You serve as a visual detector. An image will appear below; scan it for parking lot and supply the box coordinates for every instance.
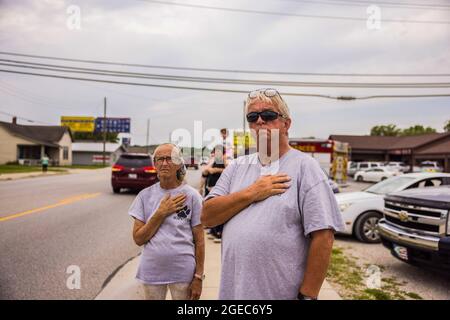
[334,178,450,300]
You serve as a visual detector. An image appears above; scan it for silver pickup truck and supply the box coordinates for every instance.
[378,186,450,272]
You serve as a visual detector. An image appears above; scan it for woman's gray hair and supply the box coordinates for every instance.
[153,143,186,181]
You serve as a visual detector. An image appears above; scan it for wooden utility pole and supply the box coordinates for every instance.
[103,97,107,166]
[146,118,150,154]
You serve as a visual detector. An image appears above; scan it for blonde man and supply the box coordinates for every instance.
[202,88,344,300]
[129,143,205,300]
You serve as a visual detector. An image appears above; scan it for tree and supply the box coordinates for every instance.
[73,131,119,143]
[370,124,401,136]
[400,125,436,136]
[444,120,450,132]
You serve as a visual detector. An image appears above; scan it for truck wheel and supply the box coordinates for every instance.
[354,211,382,243]
[113,187,121,194]
[356,175,363,182]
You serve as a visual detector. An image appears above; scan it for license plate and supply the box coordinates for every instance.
[128,174,137,179]
[393,244,408,261]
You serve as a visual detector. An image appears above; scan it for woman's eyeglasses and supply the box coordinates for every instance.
[246,110,284,123]
[154,156,174,164]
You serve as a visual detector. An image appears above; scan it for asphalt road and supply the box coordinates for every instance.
[0,167,202,299]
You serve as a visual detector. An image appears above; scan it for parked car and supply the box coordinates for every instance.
[385,161,408,173]
[111,153,158,193]
[378,186,450,272]
[184,156,199,170]
[348,162,384,177]
[200,156,210,166]
[322,168,339,193]
[335,173,450,243]
[420,161,443,173]
[354,167,401,182]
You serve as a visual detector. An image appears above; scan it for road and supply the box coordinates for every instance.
[0,167,202,299]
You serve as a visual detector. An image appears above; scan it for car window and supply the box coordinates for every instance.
[364,176,416,194]
[410,178,443,188]
[425,178,442,187]
[360,163,368,168]
[374,168,383,172]
[116,155,152,168]
[350,163,357,168]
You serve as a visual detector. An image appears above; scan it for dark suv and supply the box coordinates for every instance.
[378,186,450,272]
[111,153,158,193]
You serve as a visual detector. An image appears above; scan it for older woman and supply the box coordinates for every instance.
[128,143,205,300]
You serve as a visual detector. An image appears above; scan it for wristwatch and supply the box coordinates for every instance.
[297,292,317,300]
[194,273,205,281]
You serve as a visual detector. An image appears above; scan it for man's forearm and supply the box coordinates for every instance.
[201,188,255,227]
[299,230,334,298]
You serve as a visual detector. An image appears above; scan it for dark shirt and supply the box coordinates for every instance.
[206,161,225,188]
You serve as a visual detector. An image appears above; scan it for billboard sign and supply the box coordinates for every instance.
[61,116,95,133]
[95,117,131,133]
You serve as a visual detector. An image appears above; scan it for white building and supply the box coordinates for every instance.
[72,142,126,165]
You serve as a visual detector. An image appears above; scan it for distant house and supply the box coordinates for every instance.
[72,142,127,165]
[0,118,73,166]
[125,145,158,155]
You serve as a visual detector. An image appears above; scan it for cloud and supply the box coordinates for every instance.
[0,0,449,145]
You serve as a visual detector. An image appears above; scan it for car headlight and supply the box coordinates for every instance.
[447,212,450,236]
[339,203,353,212]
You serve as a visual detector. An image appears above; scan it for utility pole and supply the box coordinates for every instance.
[243,100,246,155]
[243,100,246,136]
[103,97,107,167]
[146,118,150,154]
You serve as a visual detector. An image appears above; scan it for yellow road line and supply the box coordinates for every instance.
[0,193,102,223]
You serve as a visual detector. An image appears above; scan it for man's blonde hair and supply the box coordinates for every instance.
[244,90,291,120]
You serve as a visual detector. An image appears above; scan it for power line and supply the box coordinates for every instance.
[0,81,89,111]
[281,0,450,10]
[0,109,53,125]
[2,60,450,88]
[1,68,449,100]
[320,0,450,9]
[1,51,449,77]
[136,0,450,24]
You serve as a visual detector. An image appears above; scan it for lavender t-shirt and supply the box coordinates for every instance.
[205,148,345,300]
[128,182,202,285]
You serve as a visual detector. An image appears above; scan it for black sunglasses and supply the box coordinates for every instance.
[246,110,284,123]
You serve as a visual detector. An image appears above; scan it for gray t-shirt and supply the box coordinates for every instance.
[128,182,202,285]
[205,148,345,300]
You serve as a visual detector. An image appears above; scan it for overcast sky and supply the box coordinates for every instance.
[0,0,449,146]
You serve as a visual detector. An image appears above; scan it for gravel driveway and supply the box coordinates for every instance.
[334,179,450,300]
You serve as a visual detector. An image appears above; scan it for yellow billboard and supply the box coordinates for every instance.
[61,116,95,133]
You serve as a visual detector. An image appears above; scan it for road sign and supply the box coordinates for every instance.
[95,117,130,133]
[61,116,95,132]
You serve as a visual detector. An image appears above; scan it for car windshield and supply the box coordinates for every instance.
[364,176,416,195]
[116,155,152,168]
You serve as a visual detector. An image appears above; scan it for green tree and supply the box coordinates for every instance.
[444,120,450,132]
[400,125,436,136]
[370,124,401,136]
[73,131,119,143]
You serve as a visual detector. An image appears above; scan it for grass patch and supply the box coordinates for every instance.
[0,165,66,174]
[0,164,109,174]
[327,245,423,300]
